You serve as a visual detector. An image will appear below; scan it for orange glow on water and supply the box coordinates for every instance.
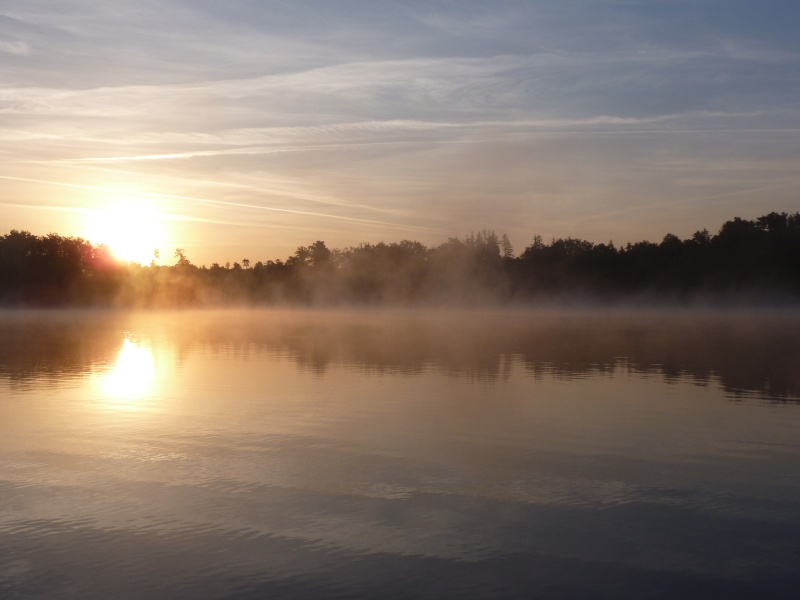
[99,337,156,406]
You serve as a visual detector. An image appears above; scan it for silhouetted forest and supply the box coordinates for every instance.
[2,212,799,307]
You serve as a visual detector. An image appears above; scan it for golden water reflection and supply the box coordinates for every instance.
[99,336,156,407]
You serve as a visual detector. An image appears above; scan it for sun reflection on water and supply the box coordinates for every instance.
[100,336,156,407]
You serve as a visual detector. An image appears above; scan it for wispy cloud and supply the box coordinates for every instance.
[0,38,28,55]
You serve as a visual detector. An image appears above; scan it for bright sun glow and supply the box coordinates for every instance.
[86,201,164,264]
[100,337,156,406]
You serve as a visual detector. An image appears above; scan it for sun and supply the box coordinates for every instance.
[86,201,164,264]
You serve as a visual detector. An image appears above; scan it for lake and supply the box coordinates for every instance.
[1,309,799,599]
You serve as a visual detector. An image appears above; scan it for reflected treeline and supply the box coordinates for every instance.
[2,212,800,307]
[1,310,798,401]
[0,311,125,388]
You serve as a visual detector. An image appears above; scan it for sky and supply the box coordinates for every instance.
[1,0,799,265]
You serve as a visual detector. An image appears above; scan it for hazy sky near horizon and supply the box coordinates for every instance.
[1,0,799,264]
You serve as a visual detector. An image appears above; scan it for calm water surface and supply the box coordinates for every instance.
[1,309,799,599]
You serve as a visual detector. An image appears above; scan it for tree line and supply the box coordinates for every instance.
[1,212,799,307]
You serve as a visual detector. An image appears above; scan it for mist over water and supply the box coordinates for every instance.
[4,212,800,309]
[1,309,799,599]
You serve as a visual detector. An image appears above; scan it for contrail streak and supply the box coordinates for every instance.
[0,174,444,234]
[49,141,434,163]
[0,202,90,213]
[0,201,290,229]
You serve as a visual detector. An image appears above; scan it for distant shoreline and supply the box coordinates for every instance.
[2,212,799,308]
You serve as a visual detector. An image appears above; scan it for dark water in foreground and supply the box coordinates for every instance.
[1,309,799,599]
